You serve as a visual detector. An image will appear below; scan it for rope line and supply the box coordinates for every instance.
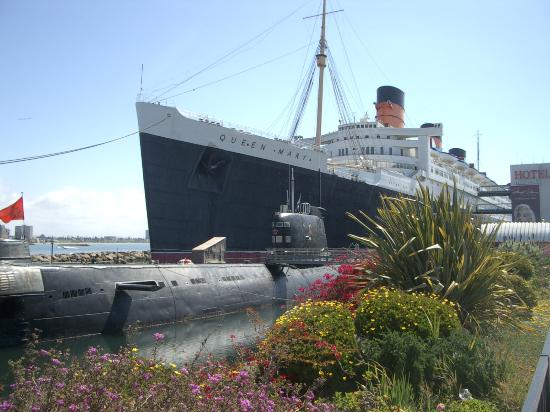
[0,116,168,165]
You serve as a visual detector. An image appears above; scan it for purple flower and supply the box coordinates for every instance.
[100,354,110,362]
[77,384,91,394]
[51,358,62,366]
[59,367,69,375]
[143,372,153,381]
[38,349,50,357]
[68,405,78,412]
[153,332,165,342]
[106,391,119,401]
[87,346,98,356]
[31,406,40,412]
[56,399,65,406]
[240,399,252,411]
[9,384,16,390]
[0,401,13,411]
[208,373,222,384]
[236,370,249,382]
[189,383,200,395]
[179,367,189,375]
[55,382,65,389]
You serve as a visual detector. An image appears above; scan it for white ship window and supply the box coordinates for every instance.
[346,148,349,155]
[284,222,291,228]
[285,236,292,243]
[380,147,384,155]
[401,149,404,156]
[377,135,380,139]
[389,148,393,155]
[276,222,284,228]
[275,236,283,243]
[371,147,374,154]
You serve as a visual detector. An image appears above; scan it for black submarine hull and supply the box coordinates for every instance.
[0,263,334,347]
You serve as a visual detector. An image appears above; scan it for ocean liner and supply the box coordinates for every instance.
[136,1,508,263]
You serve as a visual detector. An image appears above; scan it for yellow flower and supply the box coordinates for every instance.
[170,363,177,368]
[174,370,181,376]
[131,347,139,353]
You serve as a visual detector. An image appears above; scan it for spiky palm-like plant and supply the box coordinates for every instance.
[347,184,516,330]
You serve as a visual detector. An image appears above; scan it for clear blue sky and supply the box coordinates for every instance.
[1,0,549,237]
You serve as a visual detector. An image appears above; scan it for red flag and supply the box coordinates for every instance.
[0,197,24,223]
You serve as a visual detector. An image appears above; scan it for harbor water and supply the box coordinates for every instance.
[29,242,150,255]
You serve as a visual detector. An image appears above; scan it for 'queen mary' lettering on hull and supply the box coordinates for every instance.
[219,134,314,163]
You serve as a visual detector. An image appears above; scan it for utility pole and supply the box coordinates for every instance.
[476,130,482,170]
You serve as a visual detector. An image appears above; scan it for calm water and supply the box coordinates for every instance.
[29,242,150,255]
[0,304,283,391]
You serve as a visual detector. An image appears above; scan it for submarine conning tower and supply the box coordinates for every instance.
[375,86,405,128]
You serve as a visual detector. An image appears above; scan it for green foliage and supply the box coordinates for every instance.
[503,273,537,308]
[355,287,460,340]
[436,330,505,399]
[498,251,535,280]
[447,399,499,412]
[347,184,515,331]
[359,329,504,400]
[498,240,543,261]
[260,300,358,389]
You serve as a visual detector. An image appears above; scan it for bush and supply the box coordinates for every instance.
[355,287,461,340]
[2,334,337,411]
[260,300,358,389]
[447,399,499,412]
[498,251,535,280]
[348,184,516,330]
[503,273,537,308]
[359,329,504,400]
[437,330,505,399]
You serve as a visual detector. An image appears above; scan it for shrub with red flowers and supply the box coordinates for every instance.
[1,333,337,411]
[259,300,358,393]
[297,259,378,305]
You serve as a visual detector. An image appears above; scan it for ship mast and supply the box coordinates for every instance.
[314,0,327,149]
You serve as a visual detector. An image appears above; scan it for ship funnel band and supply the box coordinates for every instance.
[376,86,405,108]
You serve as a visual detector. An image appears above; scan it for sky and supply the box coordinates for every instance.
[1,0,549,237]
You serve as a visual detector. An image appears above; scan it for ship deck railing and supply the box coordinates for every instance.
[264,247,369,265]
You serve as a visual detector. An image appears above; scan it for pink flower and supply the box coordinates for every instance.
[240,399,252,411]
[87,346,98,356]
[436,403,446,411]
[153,332,165,342]
[68,405,78,412]
[0,401,14,411]
[208,373,222,384]
[51,358,62,366]
[189,383,200,395]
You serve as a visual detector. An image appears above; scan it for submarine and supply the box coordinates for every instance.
[0,202,338,347]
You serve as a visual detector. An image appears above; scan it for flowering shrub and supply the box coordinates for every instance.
[260,300,358,389]
[297,260,378,305]
[1,334,337,411]
[355,287,461,340]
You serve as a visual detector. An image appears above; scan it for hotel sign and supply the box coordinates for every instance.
[511,164,550,185]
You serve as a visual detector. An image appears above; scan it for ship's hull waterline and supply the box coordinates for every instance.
[140,131,395,262]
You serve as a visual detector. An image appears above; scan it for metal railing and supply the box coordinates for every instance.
[523,328,550,411]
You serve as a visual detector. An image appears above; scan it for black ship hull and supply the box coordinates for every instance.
[140,132,395,262]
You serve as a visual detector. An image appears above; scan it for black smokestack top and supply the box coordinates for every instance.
[376,86,405,109]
